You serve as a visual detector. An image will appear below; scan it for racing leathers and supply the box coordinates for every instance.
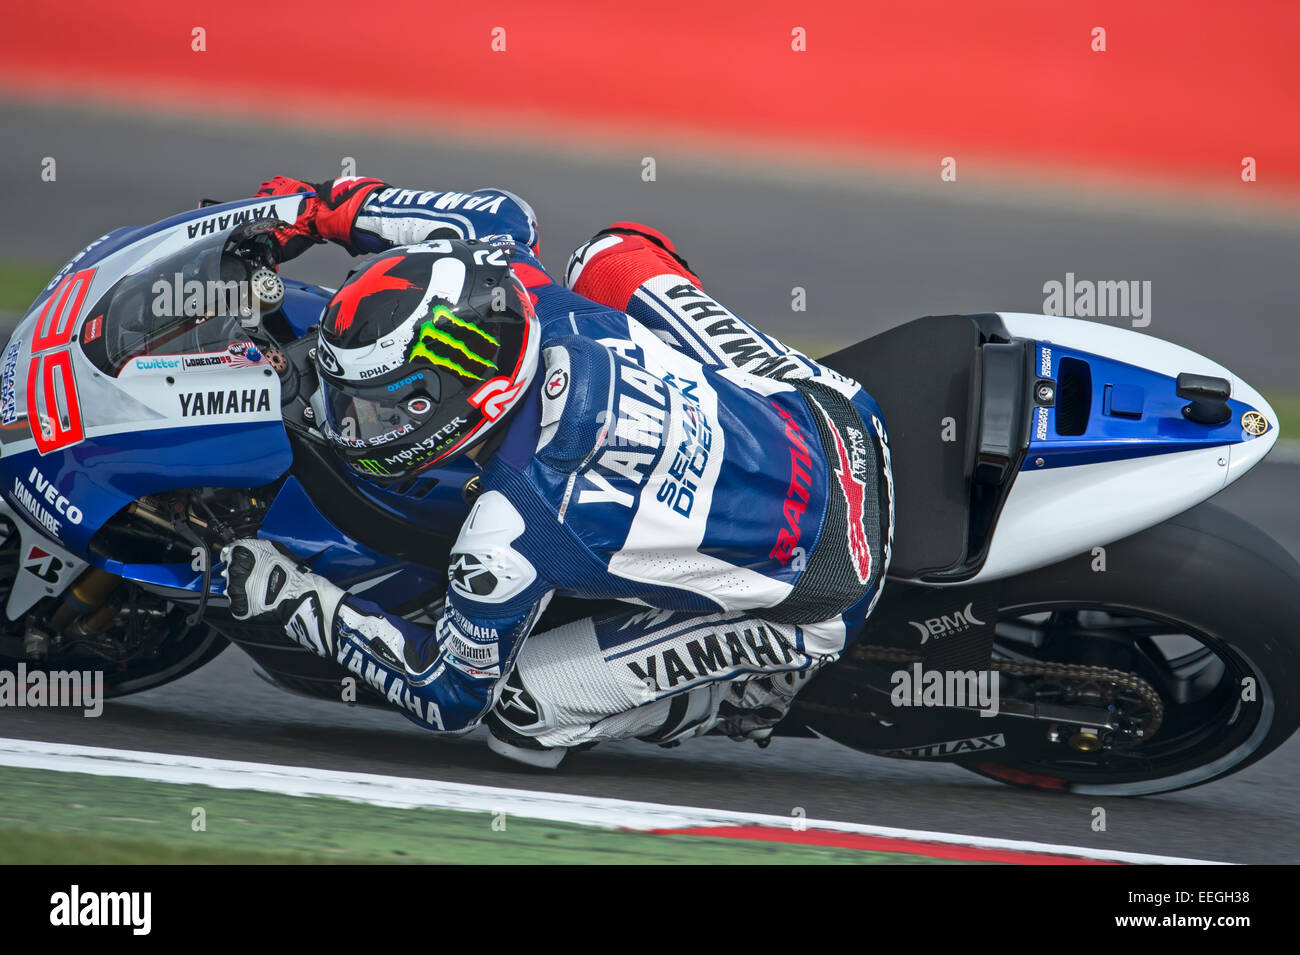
[226,176,894,753]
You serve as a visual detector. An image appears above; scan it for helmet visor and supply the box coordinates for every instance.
[321,375,467,477]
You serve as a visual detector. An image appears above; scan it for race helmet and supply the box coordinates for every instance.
[315,240,539,480]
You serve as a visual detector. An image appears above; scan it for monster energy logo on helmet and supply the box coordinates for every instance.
[357,458,392,476]
[408,303,500,381]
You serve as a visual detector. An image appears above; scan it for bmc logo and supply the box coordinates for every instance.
[28,268,95,454]
[909,602,986,644]
[468,376,523,422]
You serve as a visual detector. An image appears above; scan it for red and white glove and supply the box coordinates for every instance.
[254,175,388,261]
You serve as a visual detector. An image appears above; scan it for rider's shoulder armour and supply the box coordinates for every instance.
[533,335,615,474]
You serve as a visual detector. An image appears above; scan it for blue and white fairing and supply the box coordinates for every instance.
[0,197,463,619]
[966,313,1278,582]
[0,196,1283,623]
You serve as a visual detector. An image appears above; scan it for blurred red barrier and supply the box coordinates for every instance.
[2,0,1297,193]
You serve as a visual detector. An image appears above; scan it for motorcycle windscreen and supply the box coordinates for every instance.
[79,228,269,376]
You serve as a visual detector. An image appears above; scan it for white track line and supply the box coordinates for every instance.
[0,737,1224,864]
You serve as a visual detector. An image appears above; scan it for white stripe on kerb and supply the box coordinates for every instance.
[0,738,1225,864]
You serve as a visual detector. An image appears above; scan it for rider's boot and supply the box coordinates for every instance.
[709,670,817,743]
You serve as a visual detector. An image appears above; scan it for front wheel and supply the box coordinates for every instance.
[0,519,230,700]
[956,503,1300,795]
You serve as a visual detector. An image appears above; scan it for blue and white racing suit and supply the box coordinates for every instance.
[308,182,894,747]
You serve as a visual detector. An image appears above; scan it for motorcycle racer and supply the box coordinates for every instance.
[222,175,894,766]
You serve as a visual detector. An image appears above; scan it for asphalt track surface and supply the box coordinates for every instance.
[1,100,1299,863]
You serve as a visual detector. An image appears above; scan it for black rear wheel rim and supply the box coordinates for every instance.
[977,601,1272,794]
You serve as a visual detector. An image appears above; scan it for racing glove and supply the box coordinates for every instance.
[220,540,345,658]
[253,175,388,261]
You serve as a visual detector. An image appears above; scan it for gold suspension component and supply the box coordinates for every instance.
[48,568,122,632]
[1068,729,1103,752]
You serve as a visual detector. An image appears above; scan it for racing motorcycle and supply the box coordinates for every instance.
[1,195,1295,796]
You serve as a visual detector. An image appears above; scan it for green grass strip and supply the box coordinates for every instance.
[0,765,964,865]
[1262,392,1300,441]
[0,262,56,314]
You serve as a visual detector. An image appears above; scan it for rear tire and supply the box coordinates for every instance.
[957,503,1300,795]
